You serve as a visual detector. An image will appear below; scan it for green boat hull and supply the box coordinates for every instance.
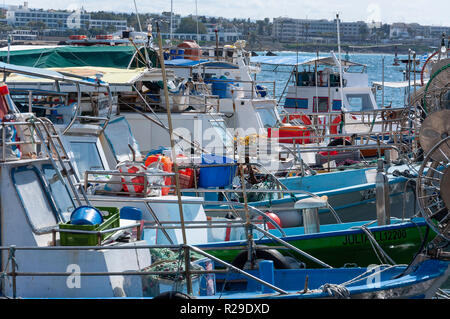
[198,219,433,268]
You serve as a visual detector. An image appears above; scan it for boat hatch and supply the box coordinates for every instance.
[11,165,62,233]
[344,93,375,111]
[69,137,106,178]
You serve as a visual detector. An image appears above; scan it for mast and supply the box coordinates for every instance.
[170,0,173,42]
[195,0,199,42]
[336,13,345,109]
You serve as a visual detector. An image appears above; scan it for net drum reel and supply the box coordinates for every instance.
[416,109,450,242]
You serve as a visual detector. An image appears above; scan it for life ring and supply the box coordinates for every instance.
[330,115,342,135]
[231,248,293,270]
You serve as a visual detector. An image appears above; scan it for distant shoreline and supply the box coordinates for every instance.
[246,42,438,55]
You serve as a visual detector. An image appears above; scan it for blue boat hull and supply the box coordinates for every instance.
[203,259,450,299]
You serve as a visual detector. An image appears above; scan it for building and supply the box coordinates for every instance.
[89,19,127,31]
[5,2,127,31]
[161,29,241,43]
[272,17,368,42]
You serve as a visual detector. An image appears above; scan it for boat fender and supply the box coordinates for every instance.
[231,248,293,269]
[153,291,194,299]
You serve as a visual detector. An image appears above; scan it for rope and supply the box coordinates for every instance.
[435,288,450,299]
[317,263,403,298]
[357,225,397,265]
[0,246,18,287]
[321,283,350,299]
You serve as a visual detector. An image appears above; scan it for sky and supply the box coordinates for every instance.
[3,0,450,26]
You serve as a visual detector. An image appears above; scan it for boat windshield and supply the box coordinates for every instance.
[255,107,279,128]
[209,119,234,150]
[345,93,375,111]
[42,165,75,222]
[70,141,105,177]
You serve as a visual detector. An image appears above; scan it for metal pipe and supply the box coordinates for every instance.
[156,22,192,294]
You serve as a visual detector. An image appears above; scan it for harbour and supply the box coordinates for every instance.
[0,0,449,307]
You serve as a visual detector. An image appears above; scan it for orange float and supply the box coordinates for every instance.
[144,154,173,195]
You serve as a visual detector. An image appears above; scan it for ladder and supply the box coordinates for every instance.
[28,116,90,208]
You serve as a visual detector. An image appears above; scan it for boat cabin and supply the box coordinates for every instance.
[251,54,378,114]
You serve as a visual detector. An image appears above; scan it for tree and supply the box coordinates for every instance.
[358,24,369,41]
[176,17,207,34]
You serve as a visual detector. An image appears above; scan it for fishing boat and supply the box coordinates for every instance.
[0,70,448,300]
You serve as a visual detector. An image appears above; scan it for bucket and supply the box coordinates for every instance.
[198,154,236,188]
[70,206,104,226]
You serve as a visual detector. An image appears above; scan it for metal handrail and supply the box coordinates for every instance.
[0,243,289,297]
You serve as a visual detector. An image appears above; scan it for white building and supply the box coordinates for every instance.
[6,2,127,31]
[272,17,367,41]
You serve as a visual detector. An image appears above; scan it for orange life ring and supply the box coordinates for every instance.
[330,115,342,135]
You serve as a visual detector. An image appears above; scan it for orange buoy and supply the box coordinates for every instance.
[258,212,282,229]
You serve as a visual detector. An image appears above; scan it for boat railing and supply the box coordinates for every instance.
[0,118,72,163]
[281,108,418,133]
[84,169,176,198]
[190,79,277,100]
[140,219,332,269]
[0,242,290,298]
[117,89,223,114]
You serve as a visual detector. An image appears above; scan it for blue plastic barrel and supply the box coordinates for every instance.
[70,206,103,226]
[210,78,234,98]
[176,49,185,59]
[169,49,177,60]
[198,154,236,188]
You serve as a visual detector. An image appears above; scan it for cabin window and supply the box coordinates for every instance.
[313,97,329,113]
[42,165,75,222]
[12,165,58,233]
[345,94,374,111]
[256,108,279,128]
[70,141,104,177]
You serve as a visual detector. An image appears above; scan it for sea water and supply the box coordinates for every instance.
[254,51,422,108]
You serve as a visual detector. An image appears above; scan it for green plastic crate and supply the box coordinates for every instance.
[59,206,120,246]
